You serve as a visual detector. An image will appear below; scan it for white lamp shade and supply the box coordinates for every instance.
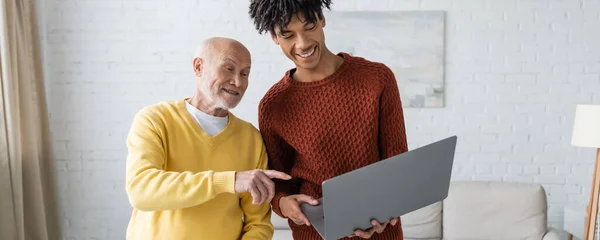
[572,104,600,148]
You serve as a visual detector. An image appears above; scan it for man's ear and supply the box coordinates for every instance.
[193,57,203,77]
[321,16,326,27]
[270,31,280,45]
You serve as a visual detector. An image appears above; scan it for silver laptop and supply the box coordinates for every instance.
[300,136,457,240]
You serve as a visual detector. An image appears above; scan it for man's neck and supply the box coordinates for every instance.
[293,49,344,83]
[188,93,228,117]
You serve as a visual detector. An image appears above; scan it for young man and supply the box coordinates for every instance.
[249,1,408,239]
[124,37,291,240]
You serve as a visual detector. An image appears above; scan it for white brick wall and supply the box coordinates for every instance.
[39,0,600,238]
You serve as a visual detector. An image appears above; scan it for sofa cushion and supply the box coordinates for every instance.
[272,229,293,240]
[401,201,442,239]
[442,181,548,240]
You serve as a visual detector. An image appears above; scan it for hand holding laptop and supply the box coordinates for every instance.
[298,136,457,239]
[347,217,399,238]
[280,194,320,226]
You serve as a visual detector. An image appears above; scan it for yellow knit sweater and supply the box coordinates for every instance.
[125,98,273,240]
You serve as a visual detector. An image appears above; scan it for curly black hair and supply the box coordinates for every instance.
[248,0,332,35]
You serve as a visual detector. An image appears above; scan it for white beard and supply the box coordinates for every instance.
[200,84,230,110]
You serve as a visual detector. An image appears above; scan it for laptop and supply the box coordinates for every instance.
[300,136,457,240]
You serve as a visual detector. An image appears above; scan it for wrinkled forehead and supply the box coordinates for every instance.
[216,48,251,68]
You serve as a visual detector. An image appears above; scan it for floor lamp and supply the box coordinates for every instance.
[572,104,600,240]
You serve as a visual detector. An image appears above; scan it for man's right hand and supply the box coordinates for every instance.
[235,169,291,205]
[280,194,319,226]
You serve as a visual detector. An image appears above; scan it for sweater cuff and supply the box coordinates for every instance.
[212,171,236,194]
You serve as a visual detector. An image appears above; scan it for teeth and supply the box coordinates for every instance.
[224,89,237,95]
[298,47,315,58]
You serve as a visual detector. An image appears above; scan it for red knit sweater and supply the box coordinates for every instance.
[258,52,408,240]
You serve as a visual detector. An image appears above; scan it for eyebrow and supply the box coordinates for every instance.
[224,57,251,69]
[280,22,315,33]
[279,29,291,35]
[304,21,315,27]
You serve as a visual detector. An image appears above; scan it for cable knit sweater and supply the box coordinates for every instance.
[258,52,408,240]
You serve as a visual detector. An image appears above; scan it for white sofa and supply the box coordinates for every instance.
[271,181,561,240]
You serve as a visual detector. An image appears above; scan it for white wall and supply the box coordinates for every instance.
[41,0,600,238]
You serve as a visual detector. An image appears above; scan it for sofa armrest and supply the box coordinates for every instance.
[542,227,561,240]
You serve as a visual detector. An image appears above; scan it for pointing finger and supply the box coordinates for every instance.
[263,170,292,180]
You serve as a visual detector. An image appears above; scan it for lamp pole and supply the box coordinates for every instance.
[585,148,600,240]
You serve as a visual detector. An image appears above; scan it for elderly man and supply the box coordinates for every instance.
[124,37,290,240]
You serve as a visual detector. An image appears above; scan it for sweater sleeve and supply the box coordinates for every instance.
[239,143,275,240]
[378,66,409,160]
[258,100,297,218]
[125,109,235,211]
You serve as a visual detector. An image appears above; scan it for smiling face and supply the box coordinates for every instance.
[193,42,251,110]
[271,11,326,71]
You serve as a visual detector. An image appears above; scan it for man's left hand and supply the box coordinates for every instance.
[346,217,399,239]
